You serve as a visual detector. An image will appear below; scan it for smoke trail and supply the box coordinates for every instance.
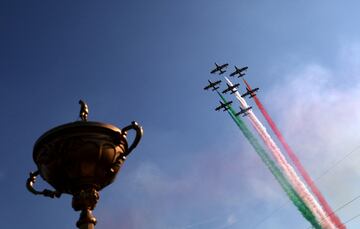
[242,79,345,229]
[216,91,322,229]
[224,78,336,229]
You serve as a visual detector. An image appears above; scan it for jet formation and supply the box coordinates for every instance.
[205,63,258,115]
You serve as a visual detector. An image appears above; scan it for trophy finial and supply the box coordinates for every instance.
[79,100,89,121]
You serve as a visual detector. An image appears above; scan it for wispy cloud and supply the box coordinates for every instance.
[262,42,360,214]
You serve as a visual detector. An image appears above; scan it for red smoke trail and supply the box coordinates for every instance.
[242,79,345,229]
[225,77,334,228]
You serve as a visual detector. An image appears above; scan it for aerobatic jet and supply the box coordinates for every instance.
[215,101,233,111]
[222,83,240,94]
[204,80,221,91]
[229,66,248,77]
[210,63,229,75]
[235,106,252,117]
[241,87,259,98]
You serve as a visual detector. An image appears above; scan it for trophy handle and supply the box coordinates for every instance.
[109,121,143,174]
[121,121,143,157]
[26,170,61,198]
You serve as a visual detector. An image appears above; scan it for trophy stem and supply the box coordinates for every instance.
[77,209,97,229]
[72,188,99,228]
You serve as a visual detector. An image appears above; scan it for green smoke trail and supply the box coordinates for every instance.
[217,92,321,229]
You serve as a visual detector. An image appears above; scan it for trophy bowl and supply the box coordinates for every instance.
[34,121,128,194]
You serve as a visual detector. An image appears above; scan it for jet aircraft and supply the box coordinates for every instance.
[215,101,233,111]
[210,63,229,75]
[222,83,240,94]
[204,80,221,91]
[229,66,248,77]
[235,106,252,117]
[241,87,259,98]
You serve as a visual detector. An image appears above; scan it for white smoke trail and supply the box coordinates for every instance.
[224,77,337,229]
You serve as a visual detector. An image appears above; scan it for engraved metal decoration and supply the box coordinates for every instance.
[26,101,143,229]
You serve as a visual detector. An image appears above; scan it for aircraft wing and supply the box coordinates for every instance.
[215,101,224,111]
[204,85,211,90]
[240,66,248,72]
[229,71,236,77]
[229,84,240,93]
[241,91,250,98]
[230,88,238,94]
[214,80,221,85]
[222,88,230,94]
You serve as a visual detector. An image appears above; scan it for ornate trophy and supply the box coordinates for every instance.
[26,100,143,229]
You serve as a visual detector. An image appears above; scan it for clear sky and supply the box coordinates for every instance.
[2,1,360,228]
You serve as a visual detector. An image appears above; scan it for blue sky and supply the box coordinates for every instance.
[2,1,360,228]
